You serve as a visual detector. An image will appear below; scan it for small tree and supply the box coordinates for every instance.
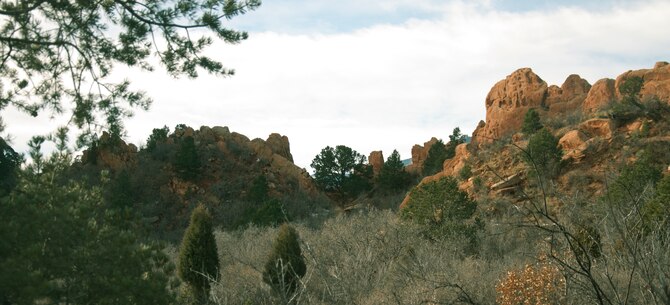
[446,127,467,159]
[378,149,412,192]
[175,136,201,180]
[522,108,543,135]
[423,139,447,176]
[263,224,307,301]
[178,204,220,304]
[146,126,170,152]
[523,128,562,179]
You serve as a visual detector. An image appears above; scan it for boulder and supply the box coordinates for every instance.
[368,151,384,177]
[579,118,613,139]
[490,173,523,191]
[266,133,294,162]
[559,130,589,161]
[473,68,548,144]
[583,78,616,113]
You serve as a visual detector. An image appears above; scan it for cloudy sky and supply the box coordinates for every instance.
[6,0,670,170]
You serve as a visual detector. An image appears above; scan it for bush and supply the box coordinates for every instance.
[458,163,472,181]
[178,204,220,303]
[422,139,447,176]
[400,176,481,251]
[263,224,306,300]
[175,136,201,180]
[496,259,565,305]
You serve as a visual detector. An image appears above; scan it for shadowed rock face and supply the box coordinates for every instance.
[615,61,670,102]
[583,78,616,113]
[406,137,439,174]
[266,133,294,163]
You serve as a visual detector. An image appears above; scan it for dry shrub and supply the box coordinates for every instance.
[496,258,566,305]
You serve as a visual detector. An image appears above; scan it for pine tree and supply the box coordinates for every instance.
[522,108,543,135]
[378,150,411,192]
[523,128,563,179]
[175,136,201,180]
[263,224,307,300]
[423,140,447,176]
[178,204,220,304]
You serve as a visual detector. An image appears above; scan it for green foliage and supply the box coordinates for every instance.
[446,127,467,159]
[0,0,260,144]
[147,125,170,152]
[400,177,481,251]
[423,139,447,176]
[619,76,644,96]
[175,136,201,180]
[249,175,270,203]
[522,128,563,179]
[263,224,307,298]
[0,137,21,195]
[311,145,372,201]
[378,149,412,192]
[178,204,220,303]
[0,150,175,304]
[459,163,473,181]
[606,153,662,205]
[522,108,543,135]
[641,174,670,233]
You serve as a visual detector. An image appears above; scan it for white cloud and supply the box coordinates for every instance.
[5,0,670,170]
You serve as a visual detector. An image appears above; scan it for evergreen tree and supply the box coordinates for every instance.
[0,147,175,304]
[0,0,260,143]
[523,128,563,179]
[378,150,411,192]
[423,140,447,176]
[445,127,467,160]
[311,145,372,201]
[175,136,201,180]
[146,126,170,152]
[263,224,307,300]
[522,108,543,135]
[178,204,220,304]
[0,137,21,196]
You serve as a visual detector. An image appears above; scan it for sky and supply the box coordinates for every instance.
[5,0,670,170]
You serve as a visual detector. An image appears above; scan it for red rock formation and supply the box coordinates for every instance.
[546,74,591,114]
[406,137,439,174]
[266,133,294,163]
[473,68,548,144]
[583,78,616,113]
[615,61,670,102]
[559,130,589,162]
[368,151,384,177]
[81,131,137,171]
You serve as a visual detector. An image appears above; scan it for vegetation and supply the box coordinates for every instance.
[175,136,202,180]
[0,0,260,143]
[0,140,175,304]
[311,145,372,202]
[263,224,307,302]
[178,204,220,304]
[522,128,563,179]
[423,128,467,177]
[400,176,481,251]
[422,139,447,176]
[377,149,412,192]
[522,108,543,135]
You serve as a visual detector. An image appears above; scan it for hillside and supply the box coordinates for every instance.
[399,61,670,210]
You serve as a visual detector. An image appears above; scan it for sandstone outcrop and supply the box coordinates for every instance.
[406,137,439,174]
[368,151,384,177]
[583,78,616,113]
[559,130,589,162]
[81,131,137,171]
[441,143,471,177]
[546,74,591,114]
[473,68,548,144]
[615,61,670,102]
[266,133,294,163]
[579,118,613,139]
